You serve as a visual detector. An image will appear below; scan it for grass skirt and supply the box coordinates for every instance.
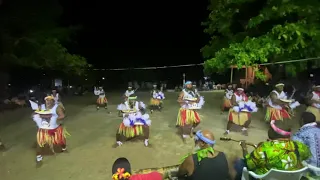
[118,123,144,138]
[265,106,290,122]
[37,126,70,149]
[97,97,107,105]
[228,109,250,126]
[150,98,161,106]
[176,108,200,126]
[222,97,232,109]
[306,106,320,122]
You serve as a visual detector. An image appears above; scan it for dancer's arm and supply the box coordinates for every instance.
[56,107,65,120]
[231,95,237,106]
[270,92,287,105]
[307,92,320,104]
[177,92,184,103]
[177,155,193,177]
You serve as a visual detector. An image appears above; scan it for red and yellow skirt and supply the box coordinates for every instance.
[97,97,108,105]
[37,126,70,148]
[176,108,201,126]
[118,123,144,138]
[222,97,232,110]
[306,106,320,122]
[150,98,161,106]
[228,109,250,126]
[265,106,290,122]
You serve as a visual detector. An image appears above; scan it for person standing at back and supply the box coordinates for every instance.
[178,129,231,179]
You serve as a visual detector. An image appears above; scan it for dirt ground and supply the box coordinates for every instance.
[0,91,305,180]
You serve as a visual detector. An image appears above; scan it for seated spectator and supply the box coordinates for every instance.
[178,129,230,180]
[112,157,163,180]
[234,120,311,180]
[292,112,320,176]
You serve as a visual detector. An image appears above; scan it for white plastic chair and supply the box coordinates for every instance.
[241,166,309,180]
[302,161,320,179]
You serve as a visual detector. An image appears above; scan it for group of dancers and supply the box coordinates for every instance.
[221,82,308,136]
[2,81,320,170]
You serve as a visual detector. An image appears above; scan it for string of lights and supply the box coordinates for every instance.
[90,57,320,71]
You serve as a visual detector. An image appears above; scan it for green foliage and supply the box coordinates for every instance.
[0,0,88,74]
[202,0,320,79]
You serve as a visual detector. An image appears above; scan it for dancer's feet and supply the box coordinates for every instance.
[241,128,248,136]
[96,106,99,110]
[61,147,69,153]
[36,155,43,168]
[117,141,123,146]
[144,139,149,147]
[223,130,230,135]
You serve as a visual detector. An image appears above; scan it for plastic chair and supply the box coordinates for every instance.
[241,166,309,180]
[302,161,320,179]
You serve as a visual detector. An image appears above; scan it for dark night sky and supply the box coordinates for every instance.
[60,0,209,68]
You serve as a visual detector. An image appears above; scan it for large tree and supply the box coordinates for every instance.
[0,0,88,75]
[202,0,320,79]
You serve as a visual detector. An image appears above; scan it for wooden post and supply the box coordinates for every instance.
[245,67,248,88]
[230,68,233,83]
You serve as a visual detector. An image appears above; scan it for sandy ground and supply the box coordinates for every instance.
[0,92,305,180]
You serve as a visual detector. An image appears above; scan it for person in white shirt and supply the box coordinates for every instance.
[149,84,165,113]
[32,95,69,167]
[265,83,300,122]
[177,81,205,143]
[115,95,151,147]
[94,87,108,110]
[124,86,135,101]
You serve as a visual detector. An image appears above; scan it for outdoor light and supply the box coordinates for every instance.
[102,77,105,80]
[85,79,88,81]
[8,84,11,86]
[29,89,34,93]
[310,74,314,77]
[69,86,73,88]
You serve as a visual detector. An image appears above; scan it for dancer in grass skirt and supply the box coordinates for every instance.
[115,95,151,147]
[94,86,108,110]
[265,83,300,122]
[224,88,258,136]
[177,81,205,142]
[149,84,165,113]
[32,95,70,167]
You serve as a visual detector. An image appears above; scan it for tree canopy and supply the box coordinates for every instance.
[202,0,320,79]
[0,0,88,74]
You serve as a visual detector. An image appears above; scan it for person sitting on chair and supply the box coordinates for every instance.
[112,157,163,180]
[233,120,311,180]
[178,129,230,180]
[292,112,320,177]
